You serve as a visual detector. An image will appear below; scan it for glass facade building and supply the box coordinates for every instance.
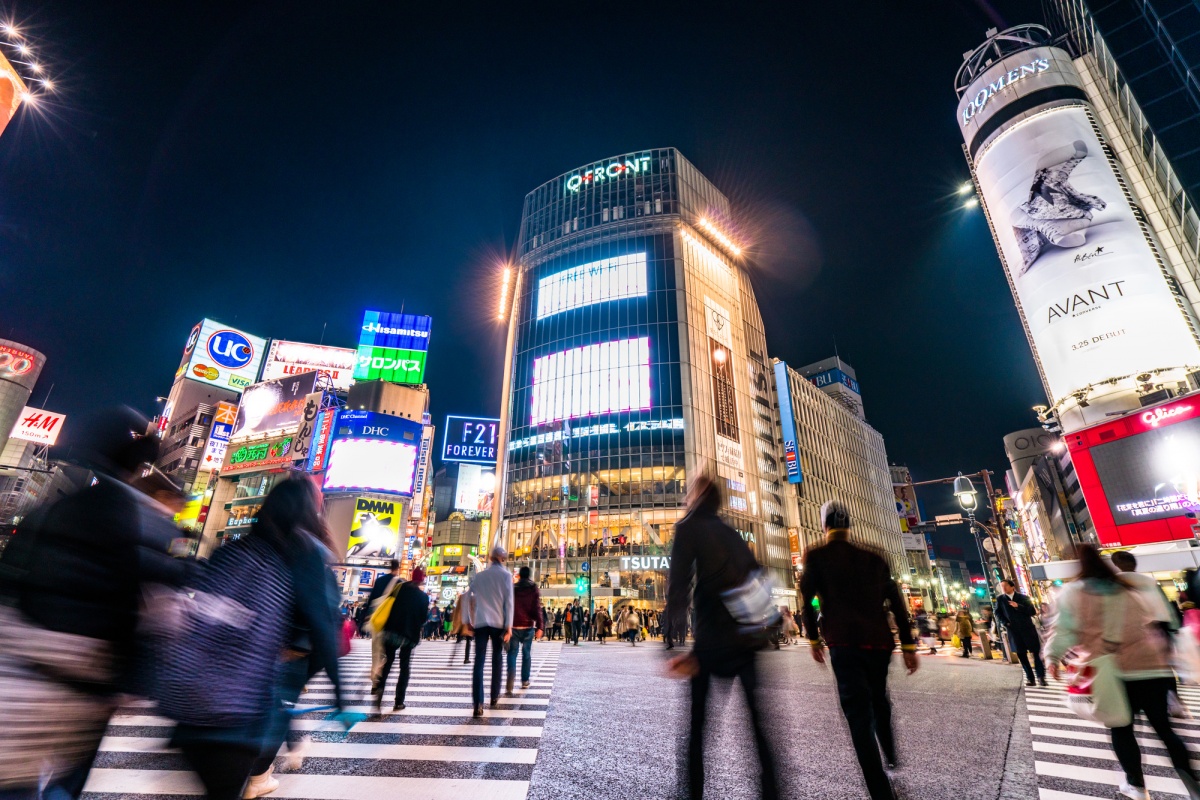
[496,149,793,606]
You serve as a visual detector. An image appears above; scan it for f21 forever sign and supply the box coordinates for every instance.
[974,103,1200,404]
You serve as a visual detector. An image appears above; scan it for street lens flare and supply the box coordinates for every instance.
[3,6,1200,800]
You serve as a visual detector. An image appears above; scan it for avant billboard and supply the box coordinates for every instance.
[176,319,267,394]
[261,340,356,392]
[347,496,403,559]
[973,104,1200,405]
[353,311,431,385]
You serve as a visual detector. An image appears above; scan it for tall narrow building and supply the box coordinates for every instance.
[495,149,793,606]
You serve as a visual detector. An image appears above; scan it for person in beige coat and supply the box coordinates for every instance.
[955,609,974,658]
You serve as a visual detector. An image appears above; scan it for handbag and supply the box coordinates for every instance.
[720,568,782,636]
[1063,591,1131,728]
[951,634,961,648]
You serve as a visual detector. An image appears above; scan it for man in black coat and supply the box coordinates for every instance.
[373,567,431,713]
[666,475,779,800]
[994,579,1046,687]
[366,560,402,683]
[800,501,917,800]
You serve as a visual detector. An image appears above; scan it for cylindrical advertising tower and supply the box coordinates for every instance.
[0,339,45,454]
[957,25,1200,433]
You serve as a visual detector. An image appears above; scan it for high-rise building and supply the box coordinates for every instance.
[957,22,1200,551]
[496,149,793,606]
[772,358,906,578]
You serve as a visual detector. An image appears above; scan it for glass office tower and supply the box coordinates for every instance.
[495,148,792,608]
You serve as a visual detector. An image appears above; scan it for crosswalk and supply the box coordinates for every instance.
[82,638,562,800]
[1026,677,1200,798]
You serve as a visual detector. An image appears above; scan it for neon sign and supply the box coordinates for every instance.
[1142,404,1193,427]
[961,57,1050,126]
[565,156,651,194]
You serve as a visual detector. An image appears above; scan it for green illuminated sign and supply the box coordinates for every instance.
[353,345,427,384]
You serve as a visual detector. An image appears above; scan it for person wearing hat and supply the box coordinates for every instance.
[800,500,918,800]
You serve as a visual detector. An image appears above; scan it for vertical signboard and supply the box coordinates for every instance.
[704,297,743,479]
[772,361,803,484]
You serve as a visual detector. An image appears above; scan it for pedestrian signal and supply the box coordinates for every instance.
[575,575,587,594]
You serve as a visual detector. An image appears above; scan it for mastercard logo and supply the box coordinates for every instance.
[193,363,219,381]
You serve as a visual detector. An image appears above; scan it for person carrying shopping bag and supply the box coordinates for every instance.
[1045,545,1200,800]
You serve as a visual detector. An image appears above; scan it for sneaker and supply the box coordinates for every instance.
[490,699,499,709]
[1117,781,1150,800]
[521,681,530,689]
[1025,680,1037,687]
[392,703,405,712]
[243,766,279,798]
[1038,679,1048,688]
[472,704,484,718]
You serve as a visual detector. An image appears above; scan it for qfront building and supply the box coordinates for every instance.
[495,149,793,605]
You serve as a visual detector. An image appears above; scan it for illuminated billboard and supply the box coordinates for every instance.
[198,403,236,473]
[262,340,356,392]
[220,433,301,475]
[0,51,26,141]
[704,297,743,478]
[1067,396,1200,545]
[536,253,647,320]
[453,462,495,515]
[0,340,43,392]
[323,410,423,495]
[530,337,651,426]
[353,311,431,385]
[442,415,500,464]
[347,496,403,559]
[229,371,318,440]
[176,319,267,394]
[9,407,65,446]
[966,52,1200,407]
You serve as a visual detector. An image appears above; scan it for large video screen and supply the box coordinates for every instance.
[536,253,647,320]
[1090,416,1200,525]
[530,337,651,426]
[324,438,419,495]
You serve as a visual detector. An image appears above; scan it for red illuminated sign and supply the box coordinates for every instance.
[1067,395,1200,546]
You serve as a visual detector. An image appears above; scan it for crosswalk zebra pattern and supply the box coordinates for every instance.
[1025,678,1200,798]
[81,638,562,800]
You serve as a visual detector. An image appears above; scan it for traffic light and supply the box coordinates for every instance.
[974,586,986,598]
[575,575,587,594]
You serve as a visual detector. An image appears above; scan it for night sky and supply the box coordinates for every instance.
[2,1,1044,531]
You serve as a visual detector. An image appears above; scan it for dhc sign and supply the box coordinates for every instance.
[565,156,651,194]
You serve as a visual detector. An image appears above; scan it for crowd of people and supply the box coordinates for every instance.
[4,410,1200,800]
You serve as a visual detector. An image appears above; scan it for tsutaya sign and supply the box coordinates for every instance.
[565,155,651,194]
[619,555,671,571]
[960,56,1050,126]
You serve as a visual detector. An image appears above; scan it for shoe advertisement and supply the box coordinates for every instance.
[974,104,1200,404]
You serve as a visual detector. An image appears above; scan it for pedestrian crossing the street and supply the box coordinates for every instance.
[81,638,562,800]
[1024,678,1200,798]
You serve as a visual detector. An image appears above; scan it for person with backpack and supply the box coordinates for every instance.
[1045,545,1200,800]
[373,567,431,713]
[365,560,402,684]
[664,475,780,800]
[0,408,189,800]
[160,478,348,800]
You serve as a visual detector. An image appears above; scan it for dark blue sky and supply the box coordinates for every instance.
[2,0,1042,517]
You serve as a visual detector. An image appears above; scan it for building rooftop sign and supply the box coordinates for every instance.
[565,154,651,194]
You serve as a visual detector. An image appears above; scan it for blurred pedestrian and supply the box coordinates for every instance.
[979,606,995,660]
[373,567,430,713]
[161,477,348,800]
[569,599,583,645]
[994,579,1047,687]
[595,606,612,644]
[465,546,513,717]
[552,607,564,641]
[507,566,544,695]
[449,594,473,665]
[781,607,800,645]
[1046,545,1200,800]
[665,475,780,800]
[0,408,188,800]
[956,609,974,658]
[365,560,402,685]
[800,500,917,800]
[618,606,641,646]
[243,479,346,798]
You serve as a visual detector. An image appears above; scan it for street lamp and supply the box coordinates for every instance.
[953,472,978,511]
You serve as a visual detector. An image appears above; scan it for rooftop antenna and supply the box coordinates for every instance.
[319,322,327,345]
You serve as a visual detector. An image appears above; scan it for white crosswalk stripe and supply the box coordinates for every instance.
[82,638,562,800]
[1024,676,1200,798]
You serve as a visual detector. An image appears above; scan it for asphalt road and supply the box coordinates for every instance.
[528,638,1035,800]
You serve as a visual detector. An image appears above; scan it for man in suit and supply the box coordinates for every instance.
[366,560,403,684]
[994,579,1046,687]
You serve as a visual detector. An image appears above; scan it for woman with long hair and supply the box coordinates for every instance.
[169,477,346,800]
[1045,545,1200,800]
